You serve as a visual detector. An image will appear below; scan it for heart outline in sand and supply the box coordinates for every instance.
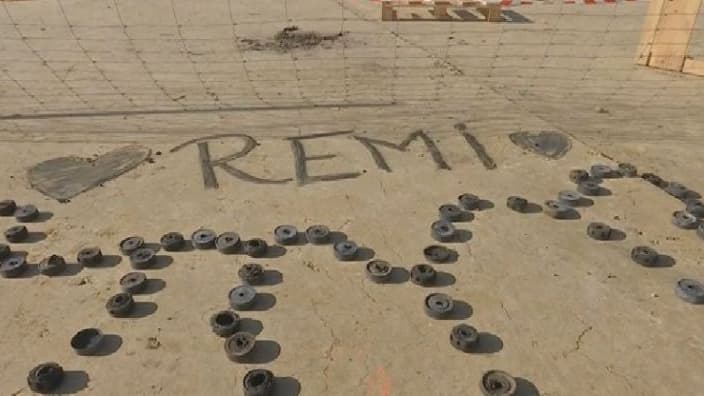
[28,145,151,201]
[509,131,571,159]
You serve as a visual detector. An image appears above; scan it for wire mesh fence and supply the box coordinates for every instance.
[0,0,703,130]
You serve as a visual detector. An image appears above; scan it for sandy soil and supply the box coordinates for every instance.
[1,0,703,395]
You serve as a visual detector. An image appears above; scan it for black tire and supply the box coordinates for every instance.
[77,247,103,267]
[243,369,274,396]
[39,255,66,276]
[120,272,148,294]
[410,264,436,286]
[160,232,185,251]
[423,293,454,319]
[4,225,28,243]
[479,370,517,396]
[105,293,135,317]
[14,204,39,222]
[70,328,105,356]
[210,310,240,337]
[27,362,64,393]
[119,236,144,255]
[224,332,256,362]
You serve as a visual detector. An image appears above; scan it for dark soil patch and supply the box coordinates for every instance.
[241,26,345,52]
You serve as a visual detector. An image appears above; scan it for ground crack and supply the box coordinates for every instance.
[500,301,512,320]
[562,325,593,358]
[311,298,341,394]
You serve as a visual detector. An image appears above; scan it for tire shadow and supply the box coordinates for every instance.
[54,370,89,394]
[238,318,263,335]
[92,334,123,357]
[445,299,472,320]
[515,377,541,396]
[273,376,302,396]
[242,340,281,364]
[127,302,158,318]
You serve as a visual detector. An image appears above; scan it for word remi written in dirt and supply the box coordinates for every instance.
[169,124,512,189]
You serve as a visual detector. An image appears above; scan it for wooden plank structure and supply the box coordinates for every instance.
[381,0,503,22]
[637,0,704,76]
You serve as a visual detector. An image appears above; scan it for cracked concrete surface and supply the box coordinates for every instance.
[1,130,702,395]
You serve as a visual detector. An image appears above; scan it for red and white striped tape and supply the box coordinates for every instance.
[501,0,642,5]
[371,0,644,5]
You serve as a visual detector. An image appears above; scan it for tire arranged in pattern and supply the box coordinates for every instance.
[191,229,217,249]
[424,293,454,319]
[506,196,527,213]
[431,220,456,242]
[642,173,667,188]
[672,210,698,229]
[577,181,601,196]
[365,260,392,283]
[423,245,451,263]
[244,239,268,258]
[225,331,256,362]
[543,200,571,219]
[105,293,135,317]
[450,324,479,353]
[27,362,64,394]
[569,169,590,184]
[334,241,358,261]
[238,263,265,285]
[216,232,241,254]
[39,255,66,276]
[590,164,614,179]
[631,246,659,267]
[210,310,241,337]
[0,255,27,278]
[458,194,480,210]
[70,328,105,356]
[77,247,103,267]
[479,370,517,396]
[686,200,704,218]
[617,163,637,177]
[439,204,463,221]
[675,279,704,304]
[4,225,28,243]
[119,236,145,255]
[557,190,581,206]
[665,182,689,199]
[130,248,156,269]
[587,222,612,241]
[0,243,9,260]
[306,225,330,244]
[274,225,298,245]
[229,285,257,310]
[411,264,437,286]
[0,200,17,216]
[15,204,39,222]
[243,369,274,396]
[120,272,148,294]
[160,232,185,252]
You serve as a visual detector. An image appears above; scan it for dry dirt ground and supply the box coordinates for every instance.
[1,0,704,395]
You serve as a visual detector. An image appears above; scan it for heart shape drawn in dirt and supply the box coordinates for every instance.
[508,131,571,159]
[28,145,151,201]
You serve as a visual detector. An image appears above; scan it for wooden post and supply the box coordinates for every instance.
[637,0,703,72]
[382,1,396,21]
[433,1,451,19]
[478,0,503,22]
[635,0,666,65]
[683,58,704,75]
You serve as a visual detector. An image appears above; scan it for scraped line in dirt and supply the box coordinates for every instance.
[0,102,397,121]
